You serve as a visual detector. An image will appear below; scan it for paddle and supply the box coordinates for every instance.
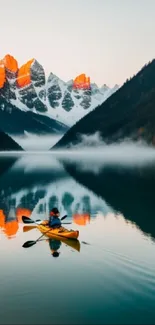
[22,215,68,225]
[22,216,42,224]
[22,214,68,248]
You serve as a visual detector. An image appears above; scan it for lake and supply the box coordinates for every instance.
[0,149,155,324]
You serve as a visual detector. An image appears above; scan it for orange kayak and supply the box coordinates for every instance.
[37,221,79,240]
[23,225,80,252]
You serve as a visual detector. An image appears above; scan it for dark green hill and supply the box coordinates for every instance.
[53,59,155,148]
[0,95,68,136]
[0,130,23,151]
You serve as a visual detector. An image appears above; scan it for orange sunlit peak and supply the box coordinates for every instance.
[0,59,4,67]
[0,53,18,88]
[17,58,34,88]
[73,73,91,90]
[3,54,18,73]
[0,65,6,88]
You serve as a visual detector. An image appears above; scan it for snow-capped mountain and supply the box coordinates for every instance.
[0,54,119,132]
[0,55,68,136]
[44,74,119,126]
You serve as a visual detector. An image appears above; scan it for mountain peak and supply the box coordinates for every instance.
[2,54,18,73]
[0,54,18,86]
[73,73,91,90]
[47,72,66,87]
[0,53,119,130]
[101,84,109,90]
[17,58,34,87]
[47,72,58,82]
[0,65,5,88]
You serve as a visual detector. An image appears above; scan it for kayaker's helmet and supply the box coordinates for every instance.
[50,207,60,216]
[52,251,60,258]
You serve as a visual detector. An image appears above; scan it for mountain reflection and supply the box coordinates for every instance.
[1,152,155,243]
[73,213,90,226]
[61,156,155,240]
[0,154,111,238]
[0,207,32,238]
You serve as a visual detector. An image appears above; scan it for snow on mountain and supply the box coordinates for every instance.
[0,54,119,130]
[42,74,119,126]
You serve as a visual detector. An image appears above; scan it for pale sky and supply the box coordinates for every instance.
[0,0,155,87]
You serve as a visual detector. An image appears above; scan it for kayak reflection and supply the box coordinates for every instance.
[48,235,81,257]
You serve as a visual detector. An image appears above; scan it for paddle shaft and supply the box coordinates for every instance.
[35,229,52,243]
[22,215,68,225]
[34,223,71,243]
[23,222,72,233]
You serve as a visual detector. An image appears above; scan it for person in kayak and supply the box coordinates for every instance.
[49,207,62,228]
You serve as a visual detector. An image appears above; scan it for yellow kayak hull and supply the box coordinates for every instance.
[37,221,79,240]
[23,224,80,252]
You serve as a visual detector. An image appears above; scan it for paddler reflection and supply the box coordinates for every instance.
[48,236,81,257]
[48,238,61,258]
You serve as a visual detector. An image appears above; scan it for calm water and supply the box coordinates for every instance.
[0,152,155,324]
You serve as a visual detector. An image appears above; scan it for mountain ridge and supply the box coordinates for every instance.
[52,59,155,149]
[0,54,119,130]
[0,95,68,136]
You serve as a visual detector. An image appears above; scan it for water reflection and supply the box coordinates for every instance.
[0,152,155,243]
[0,206,91,239]
[48,237,81,256]
[73,213,90,226]
[0,209,19,238]
[0,153,155,324]
[0,154,111,241]
[60,155,155,241]
[49,239,61,257]
[0,207,31,238]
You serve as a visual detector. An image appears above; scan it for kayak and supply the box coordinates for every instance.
[37,221,79,240]
[23,225,80,252]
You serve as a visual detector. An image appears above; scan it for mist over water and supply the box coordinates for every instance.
[54,142,155,174]
[12,133,63,151]
[65,131,152,150]
[0,132,155,173]
[1,137,155,173]
[9,131,155,172]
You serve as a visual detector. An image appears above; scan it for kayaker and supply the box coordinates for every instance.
[49,207,62,228]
